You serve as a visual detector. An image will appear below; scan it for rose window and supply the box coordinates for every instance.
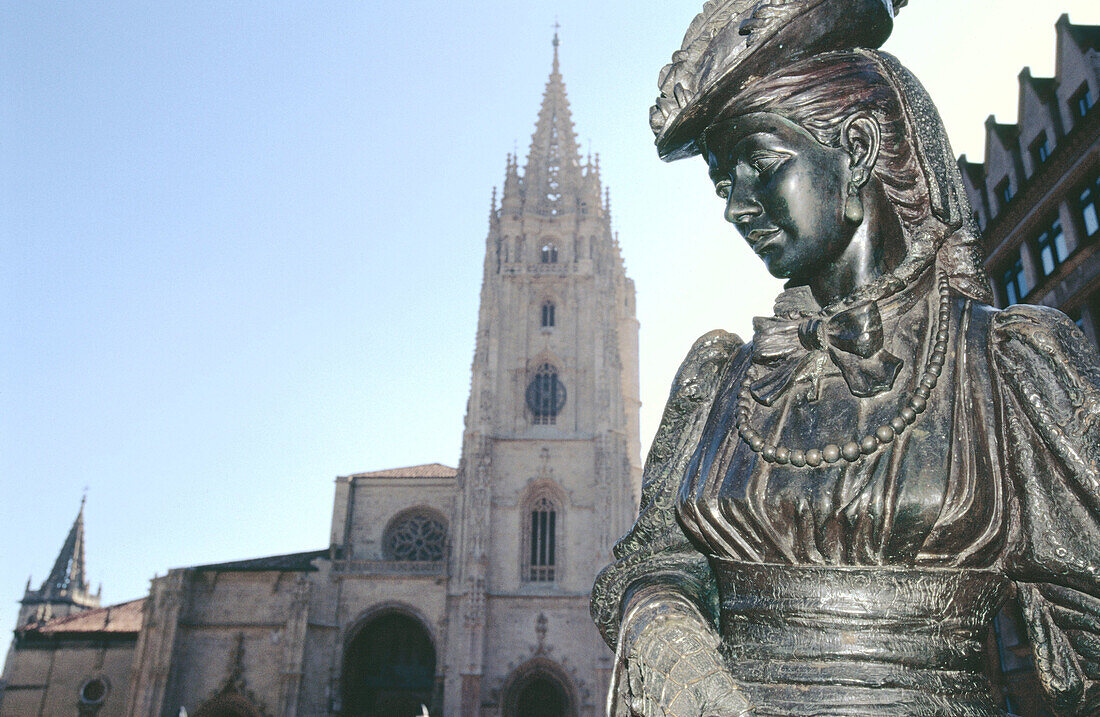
[384,511,447,562]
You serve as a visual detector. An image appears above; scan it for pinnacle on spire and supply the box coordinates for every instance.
[39,498,89,600]
[502,151,522,209]
[552,21,561,73]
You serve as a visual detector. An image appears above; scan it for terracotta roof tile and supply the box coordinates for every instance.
[344,462,457,479]
[25,598,145,635]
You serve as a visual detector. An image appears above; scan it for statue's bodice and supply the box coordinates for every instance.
[677,287,1007,568]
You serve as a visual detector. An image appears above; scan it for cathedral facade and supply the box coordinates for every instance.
[0,39,641,717]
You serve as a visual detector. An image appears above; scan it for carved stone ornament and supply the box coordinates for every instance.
[592,1,1100,716]
[193,633,268,717]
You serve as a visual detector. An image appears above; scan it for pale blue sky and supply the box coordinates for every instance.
[3,1,1099,646]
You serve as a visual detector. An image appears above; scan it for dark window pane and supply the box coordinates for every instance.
[539,511,548,565]
[1029,131,1050,171]
[1071,83,1093,120]
[1080,175,1099,238]
[530,512,539,565]
[1000,252,1027,306]
[1054,228,1068,262]
[1086,205,1099,238]
[547,512,555,565]
[1034,217,1067,277]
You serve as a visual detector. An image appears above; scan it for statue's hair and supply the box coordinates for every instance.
[715,50,929,227]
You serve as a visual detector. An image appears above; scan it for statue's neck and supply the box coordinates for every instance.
[809,180,906,308]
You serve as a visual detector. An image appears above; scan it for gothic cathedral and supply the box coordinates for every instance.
[0,37,641,717]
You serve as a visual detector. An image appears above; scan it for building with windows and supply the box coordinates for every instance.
[0,35,641,717]
[958,14,1100,347]
[956,14,1099,717]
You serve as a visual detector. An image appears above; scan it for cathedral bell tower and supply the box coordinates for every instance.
[443,33,642,716]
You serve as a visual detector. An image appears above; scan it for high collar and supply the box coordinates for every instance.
[749,269,936,405]
[764,267,935,325]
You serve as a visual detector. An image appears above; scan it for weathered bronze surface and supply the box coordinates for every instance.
[591,2,1100,715]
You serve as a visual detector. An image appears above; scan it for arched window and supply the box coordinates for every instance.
[541,301,555,328]
[341,612,436,716]
[383,510,447,562]
[525,364,565,425]
[524,496,558,582]
[541,243,558,264]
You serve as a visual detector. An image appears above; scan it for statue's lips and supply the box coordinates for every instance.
[746,227,782,255]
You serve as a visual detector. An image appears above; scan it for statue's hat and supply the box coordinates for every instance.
[651,0,905,160]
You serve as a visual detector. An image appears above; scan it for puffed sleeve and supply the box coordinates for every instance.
[590,329,744,651]
[990,304,1100,716]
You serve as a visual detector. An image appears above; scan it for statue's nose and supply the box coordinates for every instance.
[724,182,762,225]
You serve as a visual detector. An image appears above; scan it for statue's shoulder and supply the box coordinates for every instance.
[987,302,1096,366]
[668,329,745,404]
[646,330,746,473]
[989,301,1081,338]
[985,301,1100,404]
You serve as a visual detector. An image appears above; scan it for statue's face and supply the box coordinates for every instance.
[703,112,854,281]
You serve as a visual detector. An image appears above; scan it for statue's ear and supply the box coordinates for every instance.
[841,113,881,187]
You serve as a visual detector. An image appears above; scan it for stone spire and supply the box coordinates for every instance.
[19,497,99,626]
[521,31,583,217]
[41,496,89,598]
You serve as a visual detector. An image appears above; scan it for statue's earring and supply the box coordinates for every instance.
[844,169,866,225]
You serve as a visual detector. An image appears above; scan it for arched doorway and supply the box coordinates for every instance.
[193,692,262,717]
[515,675,569,717]
[341,611,436,717]
[501,660,576,717]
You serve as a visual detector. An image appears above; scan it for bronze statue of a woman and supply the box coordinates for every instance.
[591,2,1100,715]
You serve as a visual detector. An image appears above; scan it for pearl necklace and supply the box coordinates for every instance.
[734,273,951,467]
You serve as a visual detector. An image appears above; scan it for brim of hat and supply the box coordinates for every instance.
[655,0,895,161]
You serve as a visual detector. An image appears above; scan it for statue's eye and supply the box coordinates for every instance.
[749,150,788,175]
[715,179,732,199]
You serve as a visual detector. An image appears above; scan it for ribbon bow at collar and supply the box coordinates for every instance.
[751,301,903,406]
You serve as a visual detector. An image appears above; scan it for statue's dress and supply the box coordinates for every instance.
[592,271,1100,716]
